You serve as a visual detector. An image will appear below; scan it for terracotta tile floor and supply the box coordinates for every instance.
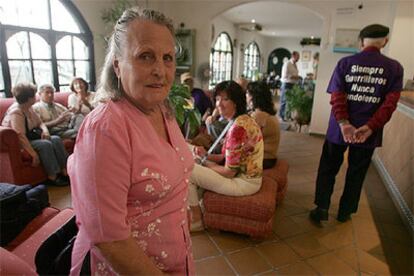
[49,131,413,275]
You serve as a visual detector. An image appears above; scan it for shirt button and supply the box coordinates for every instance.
[180,208,185,212]
[175,147,180,151]
[180,157,184,161]
[184,168,188,173]
[185,179,189,184]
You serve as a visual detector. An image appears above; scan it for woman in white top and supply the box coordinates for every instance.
[68,77,95,116]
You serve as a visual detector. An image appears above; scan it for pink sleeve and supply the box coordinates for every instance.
[68,119,131,243]
[224,124,248,170]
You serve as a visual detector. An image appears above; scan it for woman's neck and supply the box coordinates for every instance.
[18,102,32,111]
[124,95,159,115]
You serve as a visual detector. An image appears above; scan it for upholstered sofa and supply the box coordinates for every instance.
[1,208,75,273]
[0,181,75,274]
[0,92,74,185]
[203,159,289,238]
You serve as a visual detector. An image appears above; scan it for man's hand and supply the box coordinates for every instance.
[41,131,50,140]
[57,111,71,123]
[340,123,356,143]
[353,125,373,143]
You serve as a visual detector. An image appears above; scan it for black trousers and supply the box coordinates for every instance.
[314,140,375,216]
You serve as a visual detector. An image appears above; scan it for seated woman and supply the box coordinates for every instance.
[246,82,280,169]
[189,80,264,231]
[67,77,95,129]
[1,83,69,186]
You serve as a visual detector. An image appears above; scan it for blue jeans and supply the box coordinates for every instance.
[31,136,68,177]
[279,82,294,120]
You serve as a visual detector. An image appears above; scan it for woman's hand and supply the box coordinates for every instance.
[31,152,40,167]
[193,146,207,158]
[97,237,164,275]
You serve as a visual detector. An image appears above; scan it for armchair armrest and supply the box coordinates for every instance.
[0,126,21,153]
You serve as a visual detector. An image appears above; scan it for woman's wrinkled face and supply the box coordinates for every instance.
[113,20,176,109]
[216,90,236,120]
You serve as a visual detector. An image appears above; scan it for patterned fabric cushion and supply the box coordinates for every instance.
[203,177,277,222]
[203,212,273,238]
[263,159,289,202]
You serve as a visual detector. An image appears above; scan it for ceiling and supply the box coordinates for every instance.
[221,1,324,38]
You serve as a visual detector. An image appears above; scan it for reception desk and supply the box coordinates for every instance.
[373,91,414,232]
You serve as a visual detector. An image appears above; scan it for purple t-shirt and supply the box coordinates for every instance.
[326,48,403,148]
[191,88,213,116]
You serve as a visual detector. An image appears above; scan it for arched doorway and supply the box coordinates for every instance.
[267,48,291,78]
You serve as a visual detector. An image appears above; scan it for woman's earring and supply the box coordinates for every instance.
[117,77,121,91]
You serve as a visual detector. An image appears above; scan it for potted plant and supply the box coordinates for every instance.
[285,85,314,131]
[168,84,201,138]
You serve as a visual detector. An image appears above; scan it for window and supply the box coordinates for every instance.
[210,32,233,88]
[0,0,95,97]
[243,42,260,80]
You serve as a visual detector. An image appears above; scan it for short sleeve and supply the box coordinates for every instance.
[327,60,346,94]
[224,124,248,170]
[68,116,131,243]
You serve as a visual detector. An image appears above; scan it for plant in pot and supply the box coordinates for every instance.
[168,84,201,138]
[285,85,314,132]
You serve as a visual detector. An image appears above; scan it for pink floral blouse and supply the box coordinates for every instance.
[68,98,194,275]
[222,114,263,178]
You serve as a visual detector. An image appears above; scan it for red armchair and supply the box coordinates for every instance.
[0,92,74,185]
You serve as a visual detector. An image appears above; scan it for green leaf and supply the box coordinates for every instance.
[168,83,201,136]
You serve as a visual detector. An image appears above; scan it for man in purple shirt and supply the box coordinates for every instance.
[310,24,403,223]
[181,72,213,117]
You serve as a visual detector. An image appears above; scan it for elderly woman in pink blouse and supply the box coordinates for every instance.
[68,7,194,275]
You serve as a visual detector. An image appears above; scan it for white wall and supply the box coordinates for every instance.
[73,0,114,76]
[387,0,414,83]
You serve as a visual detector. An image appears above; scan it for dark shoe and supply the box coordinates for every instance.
[53,175,69,186]
[309,207,329,223]
[337,213,351,223]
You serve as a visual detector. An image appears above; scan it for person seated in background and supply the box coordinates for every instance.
[189,81,264,231]
[2,83,69,186]
[33,84,78,139]
[180,72,213,120]
[204,76,249,142]
[246,82,280,169]
[68,77,95,115]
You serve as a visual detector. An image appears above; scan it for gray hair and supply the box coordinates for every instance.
[38,84,56,93]
[96,6,175,102]
[362,37,388,48]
